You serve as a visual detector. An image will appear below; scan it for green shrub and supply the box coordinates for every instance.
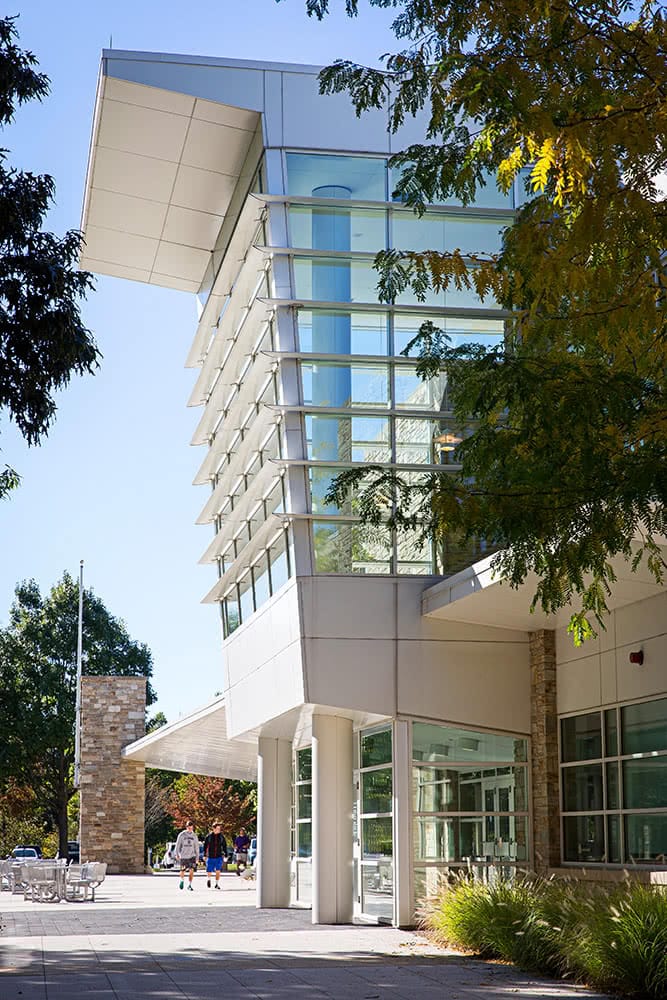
[425,874,667,998]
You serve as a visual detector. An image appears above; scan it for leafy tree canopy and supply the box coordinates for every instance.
[295,0,667,641]
[0,572,155,854]
[166,775,257,840]
[0,15,98,500]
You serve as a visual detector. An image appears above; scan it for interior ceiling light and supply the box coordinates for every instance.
[434,432,463,453]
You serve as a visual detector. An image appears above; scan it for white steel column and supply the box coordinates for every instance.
[312,714,354,924]
[393,719,413,927]
[257,736,292,908]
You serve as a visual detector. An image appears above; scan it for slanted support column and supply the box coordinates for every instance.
[312,714,353,924]
[79,676,146,874]
[529,629,560,873]
[257,736,292,908]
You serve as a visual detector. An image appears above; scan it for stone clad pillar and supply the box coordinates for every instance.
[79,676,146,874]
[529,630,560,873]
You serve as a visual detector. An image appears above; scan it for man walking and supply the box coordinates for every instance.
[233,827,251,877]
[174,820,199,891]
[203,821,227,890]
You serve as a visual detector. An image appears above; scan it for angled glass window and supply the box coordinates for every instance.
[298,310,389,355]
[301,362,390,409]
[312,520,391,574]
[394,366,449,410]
[293,256,383,304]
[393,314,504,356]
[289,206,386,253]
[390,165,513,209]
[286,153,388,201]
[306,413,391,463]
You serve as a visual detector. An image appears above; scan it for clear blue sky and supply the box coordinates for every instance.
[1,0,398,722]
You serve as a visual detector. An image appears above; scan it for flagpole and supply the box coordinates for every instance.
[74,559,84,788]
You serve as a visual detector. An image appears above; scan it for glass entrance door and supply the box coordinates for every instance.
[355,725,394,923]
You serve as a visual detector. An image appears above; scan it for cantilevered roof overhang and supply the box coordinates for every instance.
[122,697,257,779]
[422,546,667,631]
[80,53,261,292]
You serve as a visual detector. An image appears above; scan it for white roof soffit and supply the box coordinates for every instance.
[81,65,261,292]
[422,544,667,632]
[122,697,257,780]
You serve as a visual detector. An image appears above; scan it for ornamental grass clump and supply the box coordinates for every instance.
[425,874,667,998]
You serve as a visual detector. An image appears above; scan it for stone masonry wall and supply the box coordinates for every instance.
[79,676,146,874]
[529,630,560,873]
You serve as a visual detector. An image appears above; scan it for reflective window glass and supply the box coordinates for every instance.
[605,708,618,756]
[298,310,388,355]
[606,761,619,809]
[394,315,504,356]
[412,723,527,764]
[561,713,602,762]
[623,758,667,809]
[395,417,433,464]
[563,815,605,863]
[393,211,505,255]
[252,555,270,609]
[238,573,254,623]
[390,165,513,209]
[562,763,603,812]
[361,728,392,768]
[362,769,393,814]
[312,521,392,574]
[293,257,382,304]
[395,366,449,410]
[269,537,290,594]
[289,206,386,252]
[621,698,667,755]
[224,592,240,636]
[624,814,667,864]
[301,362,389,408]
[396,530,433,575]
[414,816,528,862]
[298,783,312,820]
[297,822,312,857]
[306,413,390,462]
[297,747,312,782]
[413,765,527,814]
[362,816,393,858]
[287,153,387,201]
[607,814,621,863]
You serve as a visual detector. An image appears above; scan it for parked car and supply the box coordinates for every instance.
[55,841,80,863]
[161,842,177,869]
[11,845,40,859]
[248,837,257,866]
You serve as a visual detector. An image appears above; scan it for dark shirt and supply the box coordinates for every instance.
[203,831,227,859]
[234,834,251,852]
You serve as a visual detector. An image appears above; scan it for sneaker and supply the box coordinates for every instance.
[207,878,211,888]
[215,883,221,890]
[188,884,194,891]
[179,879,184,890]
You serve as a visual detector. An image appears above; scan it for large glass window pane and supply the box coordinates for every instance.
[393,211,505,255]
[390,165,512,209]
[563,815,605,863]
[395,366,449,410]
[301,362,389,408]
[623,757,667,809]
[238,573,254,624]
[298,310,388,355]
[624,814,667,864]
[394,315,505,356]
[605,708,618,756]
[269,536,289,594]
[287,153,387,201]
[306,413,390,462]
[435,534,494,576]
[362,768,393,814]
[361,861,394,921]
[289,206,386,253]
[298,784,312,820]
[297,822,312,858]
[361,727,392,768]
[621,698,667,755]
[562,763,603,812]
[607,814,621,863]
[413,722,527,764]
[297,747,312,782]
[396,530,433,575]
[413,765,527,814]
[224,592,240,636]
[606,761,620,809]
[362,816,393,858]
[414,816,528,862]
[293,257,383,304]
[395,417,433,464]
[312,521,392,574]
[252,555,270,610]
[561,713,602,762]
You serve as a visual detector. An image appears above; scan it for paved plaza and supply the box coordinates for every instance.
[1,873,611,999]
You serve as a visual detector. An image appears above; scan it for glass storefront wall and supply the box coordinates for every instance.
[358,726,394,922]
[560,697,667,865]
[292,746,313,905]
[412,722,529,903]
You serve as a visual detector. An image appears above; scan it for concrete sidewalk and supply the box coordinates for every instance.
[1,873,611,999]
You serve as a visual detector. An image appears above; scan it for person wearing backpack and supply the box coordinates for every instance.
[203,821,227,890]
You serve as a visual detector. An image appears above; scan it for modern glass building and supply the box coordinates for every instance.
[81,50,667,923]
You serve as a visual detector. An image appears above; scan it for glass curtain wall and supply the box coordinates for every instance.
[358,726,394,922]
[560,697,667,865]
[285,151,508,577]
[412,722,529,903]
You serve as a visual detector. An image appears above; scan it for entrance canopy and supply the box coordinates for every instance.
[122,697,258,780]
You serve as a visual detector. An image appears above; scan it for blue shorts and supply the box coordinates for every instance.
[206,856,223,873]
